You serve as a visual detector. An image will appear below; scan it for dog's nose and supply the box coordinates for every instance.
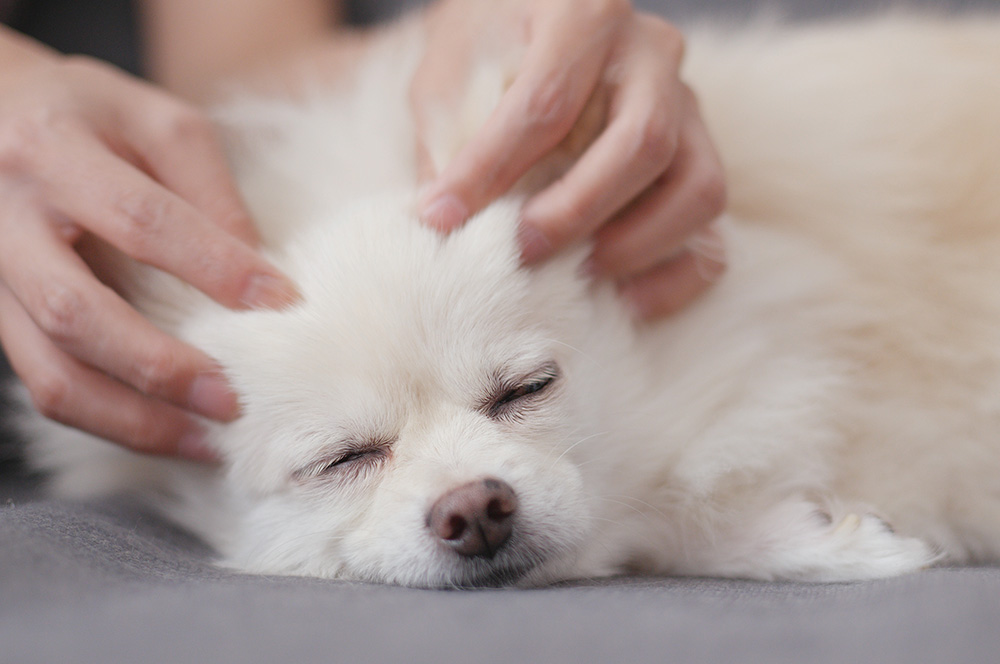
[427,478,518,558]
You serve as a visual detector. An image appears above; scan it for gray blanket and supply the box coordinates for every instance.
[3,1,999,663]
[3,480,999,663]
[2,493,998,663]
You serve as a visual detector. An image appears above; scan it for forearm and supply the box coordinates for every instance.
[139,0,345,100]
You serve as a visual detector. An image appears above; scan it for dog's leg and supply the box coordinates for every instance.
[688,496,940,582]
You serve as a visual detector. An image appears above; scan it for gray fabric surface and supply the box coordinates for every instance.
[3,495,999,664]
[3,1,1000,663]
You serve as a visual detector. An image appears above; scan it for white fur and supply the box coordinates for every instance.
[17,15,1000,586]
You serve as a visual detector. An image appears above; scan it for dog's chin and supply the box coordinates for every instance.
[444,562,536,589]
[403,533,575,589]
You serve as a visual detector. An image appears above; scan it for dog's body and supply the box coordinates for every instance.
[16,15,1000,586]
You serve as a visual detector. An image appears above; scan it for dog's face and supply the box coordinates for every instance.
[187,196,609,586]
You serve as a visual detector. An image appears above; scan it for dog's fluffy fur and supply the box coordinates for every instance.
[16,15,1000,587]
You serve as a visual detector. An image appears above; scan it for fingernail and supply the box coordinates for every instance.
[176,427,221,463]
[188,372,240,421]
[420,193,468,231]
[242,272,301,310]
[517,222,553,264]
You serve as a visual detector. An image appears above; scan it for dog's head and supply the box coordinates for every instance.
[185,195,627,587]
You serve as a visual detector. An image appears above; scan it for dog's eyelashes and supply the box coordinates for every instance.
[497,376,554,405]
[295,442,393,482]
[322,449,376,473]
[488,362,561,418]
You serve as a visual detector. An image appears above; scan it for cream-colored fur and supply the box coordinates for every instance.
[16,14,1000,586]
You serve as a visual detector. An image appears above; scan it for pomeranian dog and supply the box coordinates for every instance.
[15,14,1000,587]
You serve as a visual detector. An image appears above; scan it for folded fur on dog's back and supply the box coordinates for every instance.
[17,14,1000,585]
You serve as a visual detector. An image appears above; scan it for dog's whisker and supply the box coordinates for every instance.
[539,337,603,369]
[599,494,673,522]
[568,455,611,470]
[583,507,677,561]
[548,431,610,472]
[593,496,649,520]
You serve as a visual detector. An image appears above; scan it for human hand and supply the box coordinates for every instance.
[411,0,727,320]
[0,37,299,459]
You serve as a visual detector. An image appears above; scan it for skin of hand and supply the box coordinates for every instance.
[412,0,728,320]
[0,26,301,459]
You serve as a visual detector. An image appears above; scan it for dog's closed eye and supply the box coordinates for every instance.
[320,448,385,473]
[486,362,561,420]
[295,438,394,483]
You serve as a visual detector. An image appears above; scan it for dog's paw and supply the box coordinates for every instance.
[780,510,940,582]
[693,498,940,582]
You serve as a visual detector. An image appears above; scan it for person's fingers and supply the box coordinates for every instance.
[589,92,727,279]
[618,228,727,320]
[0,213,239,423]
[47,55,259,246]
[0,282,216,460]
[120,93,261,247]
[27,131,298,311]
[519,17,686,263]
[417,1,625,231]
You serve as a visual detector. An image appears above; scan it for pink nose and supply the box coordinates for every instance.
[427,478,518,558]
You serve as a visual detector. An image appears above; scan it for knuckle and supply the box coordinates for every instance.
[112,189,171,257]
[0,115,47,172]
[33,281,88,343]
[632,113,676,168]
[522,75,575,137]
[132,343,181,397]
[27,369,73,421]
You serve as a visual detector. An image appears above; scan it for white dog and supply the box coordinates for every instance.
[16,14,1000,587]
